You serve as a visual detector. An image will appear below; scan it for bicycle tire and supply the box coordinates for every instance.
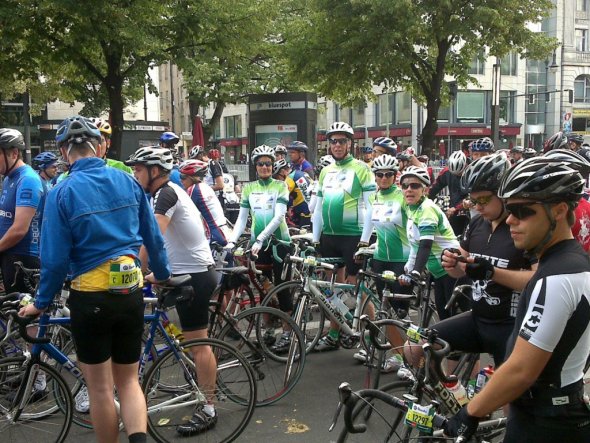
[209,284,257,338]
[217,306,306,406]
[143,337,256,443]
[0,357,73,442]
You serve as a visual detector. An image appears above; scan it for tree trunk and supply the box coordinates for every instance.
[106,79,125,160]
[204,101,225,147]
[421,97,440,157]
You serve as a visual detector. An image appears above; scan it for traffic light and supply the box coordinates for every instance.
[416,134,423,145]
[528,94,536,105]
[448,81,458,100]
[569,89,574,104]
[545,92,551,103]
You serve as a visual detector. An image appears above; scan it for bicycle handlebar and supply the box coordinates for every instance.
[6,310,49,344]
[286,254,335,270]
[444,284,472,311]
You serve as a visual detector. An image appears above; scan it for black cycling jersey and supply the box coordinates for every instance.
[428,169,466,208]
[461,215,532,320]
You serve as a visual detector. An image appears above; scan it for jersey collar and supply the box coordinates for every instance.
[335,154,354,166]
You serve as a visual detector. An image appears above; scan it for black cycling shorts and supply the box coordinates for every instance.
[371,259,411,312]
[69,289,144,365]
[172,267,218,331]
[320,234,361,276]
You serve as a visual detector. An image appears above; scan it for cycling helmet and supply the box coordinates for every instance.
[0,128,25,150]
[372,154,399,172]
[373,137,397,153]
[159,131,180,145]
[460,153,510,193]
[287,141,308,152]
[33,152,58,169]
[125,146,174,171]
[88,117,112,136]
[417,155,429,164]
[273,158,290,175]
[360,146,373,154]
[543,131,568,153]
[274,145,288,155]
[543,149,590,174]
[578,147,590,163]
[498,157,585,203]
[470,137,494,152]
[404,147,415,156]
[316,155,335,174]
[567,133,584,145]
[326,121,354,138]
[448,150,467,175]
[510,146,524,154]
[251,144,276,163]
[179,159,208,177]
[399,166,431,186]
[523,148,537,159]
[208,148,220,160]
[396,152,412,162]
[55,116,101,144]
[189,145,202,159]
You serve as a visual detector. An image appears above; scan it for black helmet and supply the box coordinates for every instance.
[543,149,590,175]
[460,153,510,193]
[567,133,584,145]
[0,128,25,150]
[498,157,585,203]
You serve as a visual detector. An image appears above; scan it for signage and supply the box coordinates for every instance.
[255,124,298,147]
[250,101,309,111]
[573,108,590,118]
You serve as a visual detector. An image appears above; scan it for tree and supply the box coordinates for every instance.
[283,0,556,155]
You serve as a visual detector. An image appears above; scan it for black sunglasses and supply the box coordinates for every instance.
[375,171,395,178]
[328,138,349,145]
[401,182,423,190]
[505,201,540,220]
[256,161,273,167]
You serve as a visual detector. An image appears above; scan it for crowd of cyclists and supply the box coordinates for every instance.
[0,114,587,442]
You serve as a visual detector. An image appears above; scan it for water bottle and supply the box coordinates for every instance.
[444,380,469,406]
[467,379,477,399]
[475,365,494,394]
[326,291,353,321]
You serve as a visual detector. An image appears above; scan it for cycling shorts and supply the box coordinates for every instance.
[69,288,144,365]
[371,259,411,312]
[171,267,218,331]
[320,234,361,276]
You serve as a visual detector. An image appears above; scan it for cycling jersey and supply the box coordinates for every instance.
[405,197,458,278]
[239,178,290,245]
[106,158,133,174]
[361,186,410,262]
[316,155,376,236]
[152,181,214,274]
[285,170,312,226]
[292,158,314,177]
[461,215,532,320]
[428,168,467,208]
[205,160,224,194]
[0,164,44,257]
[186,182,231,245]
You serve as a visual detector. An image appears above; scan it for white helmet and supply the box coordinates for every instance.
[125,146,174,171]
[448,151,467,175]
[372,154,399,172]
[251,145,276,163]
[189,145,202,159]
[399,166,431,186]
[326,121,354,138]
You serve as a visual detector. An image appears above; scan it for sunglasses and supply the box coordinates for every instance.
[328,138,349,145]
[469,195,494,206]
[256,161,273,167]
[401,182,423,190]
[375,171,395,179]
[505,201,540,220]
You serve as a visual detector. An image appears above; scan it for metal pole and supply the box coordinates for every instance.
[385,92,390,137]
[22,91,32,164]
[143,83,148,121]
[491,57,501,147]
[169,62,175,132]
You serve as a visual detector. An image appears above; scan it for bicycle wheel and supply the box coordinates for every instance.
[217,306,306,406]
[144,337,256,443]
[261,282,327,353]
[209,284,257,338]
[0,357,73,442]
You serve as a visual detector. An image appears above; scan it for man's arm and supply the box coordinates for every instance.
[155,213,171,235]
[212,175,224,191]
[492,266,536,292]
[0,206,36,252]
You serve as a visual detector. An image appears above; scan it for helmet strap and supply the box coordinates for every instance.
[3,149,18,176]
[526,203,557,257]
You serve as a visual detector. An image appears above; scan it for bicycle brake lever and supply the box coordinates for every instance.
[329,382,352,432]
[328,400,343,432]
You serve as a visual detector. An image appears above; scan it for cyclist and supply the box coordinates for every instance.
[208,148,228,172]
[274,144,288,161]
[311,121,376,351]
[445,157,590,442]
[355,154,412,373]
[567,132,584,152]
[372,137,397,158]
[398,166,459,320]
[159,131,183,187]
[273,158,312,228]
[190,146,226,209]
[309,154,335,214]
[510,145,524,165]
[225,145,293,352]
[469,137,494,161]
[89,117,133,174]
[287,140,315,179]
[434,154,535,370]
[126,146,219,436]
[0,128,45,293]
[20,116,171,443]
[360,146,373,165]
[428,150,469,236]
[33,151,58,192]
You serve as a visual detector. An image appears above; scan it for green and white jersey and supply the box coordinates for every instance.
[240,178,291,245]
[317,155,376,236]
[405,197,458,278]
[370,186,410,262]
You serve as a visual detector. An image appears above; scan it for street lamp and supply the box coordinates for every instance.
[491,57,501,147]
[544,50,559,139]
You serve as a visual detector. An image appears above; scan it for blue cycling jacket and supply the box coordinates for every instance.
[35,157,170,309]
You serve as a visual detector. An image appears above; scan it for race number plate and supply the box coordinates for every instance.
[404,402,434,433]
[109,263,140,294]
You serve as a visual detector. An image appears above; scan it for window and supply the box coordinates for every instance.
[437,104,450,123]
[501,52,518,76]
[395,92,411,124]
[469,51,486,75]
[351,103,366,128]
[576,28,588,52]
[456,92,485,123]
[525,59,546,126]
[377,94,394,126]
[317,103,327,130]
[224,115,242,138]
[212,122,221,140]
[499,91,515,124]
[578,0,588,12]
[335,104,351,124]
[574,75,590,103]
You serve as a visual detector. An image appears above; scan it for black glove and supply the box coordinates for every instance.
[443,405,480,439]
[465,257,495,281]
